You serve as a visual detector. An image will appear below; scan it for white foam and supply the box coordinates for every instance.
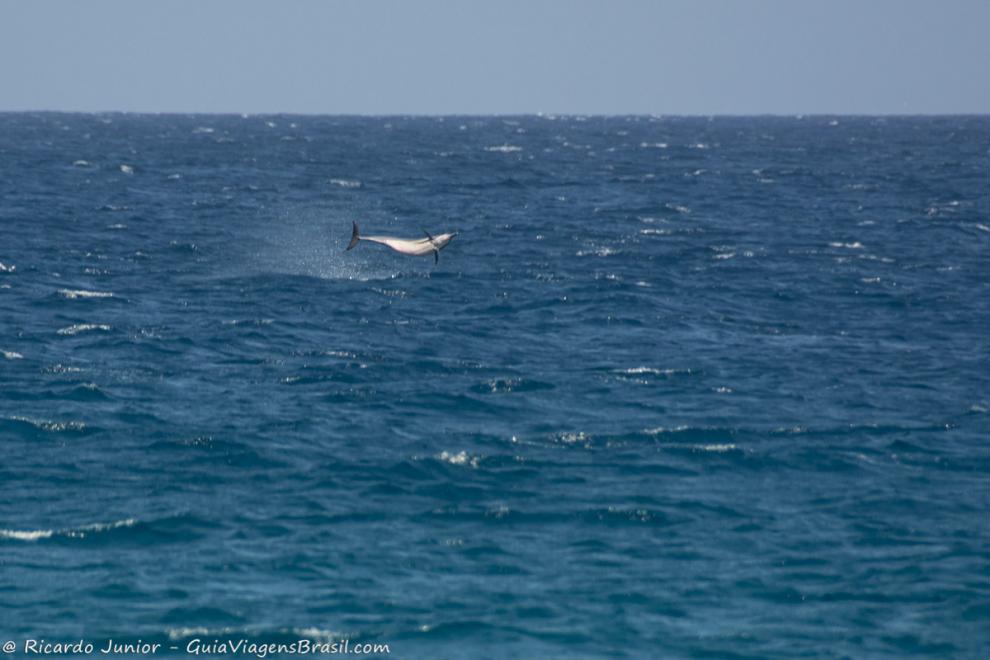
[485,144,522,153]
[329,178,362,189]
[618,366,687,376]
[292,628,346,642]
[2,350,23,360]
[642,426,689,436]
[58,289,114,299]
[72,160,90,167]
[119,164,134,175]
[439,451,479,467]
[576,246,618,257]
[640,142,668,149]
[57,323,111,336]
[556,431,589,444]
[64,518,137,538]
[8,415,87,432]
[0,261,14,272]
[828,241,864,249]
[1,518,137,543]
[0,529,54,541]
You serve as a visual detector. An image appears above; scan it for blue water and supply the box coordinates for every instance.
[1,114,989,658]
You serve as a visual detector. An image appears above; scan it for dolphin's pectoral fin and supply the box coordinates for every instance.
[433,249,439,265]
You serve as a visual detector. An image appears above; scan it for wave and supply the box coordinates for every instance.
[57,323,111,335]
[329,178,362,188]
[2,349,23,359]
[438,450,480,468]
[1,519,136,543]
[615,366,694,377]
[58,289,114,299]
[485,144,522,153]
[4,415,91,434]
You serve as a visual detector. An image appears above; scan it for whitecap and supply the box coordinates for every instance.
[63,518,137,538]
[58,289,114,299]
[0,529,54,541]
[1,518,136,543]
[43,363,84,374]
[555,431,590,444]
[485,144,522,153]
[72,160,90,167]
[640,142,668,149]
[438,450,479,468]
[292,628,347,642]
[617,366,690,376]
[329,178,362,189]
[0,261,15,272]
[7,416,87,432]
[2,350,23,360]
[828,241,864,249]
[576,246,618,257]
[642,426,689,436]
[57,323,111,336]
[119,164,134,174]
[192,126,215,134]
[167,627,241,641]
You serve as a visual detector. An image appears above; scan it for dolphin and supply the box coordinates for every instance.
[345,221,457,264]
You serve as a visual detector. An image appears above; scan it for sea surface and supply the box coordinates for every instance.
[1,114,988,658]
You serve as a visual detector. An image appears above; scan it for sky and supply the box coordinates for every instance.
[1,0,989,115]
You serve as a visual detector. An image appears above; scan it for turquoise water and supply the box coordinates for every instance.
[1,114,989,658]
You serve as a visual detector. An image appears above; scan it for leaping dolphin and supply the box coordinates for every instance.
[346,221,457,264]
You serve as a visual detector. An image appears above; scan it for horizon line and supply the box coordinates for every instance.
[3,109,990,119]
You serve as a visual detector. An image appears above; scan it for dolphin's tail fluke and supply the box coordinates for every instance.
[346,221,360,250]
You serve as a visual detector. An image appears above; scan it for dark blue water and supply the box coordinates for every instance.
[1,114,989,658]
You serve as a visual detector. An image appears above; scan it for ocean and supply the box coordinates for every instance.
[1,113,988,658]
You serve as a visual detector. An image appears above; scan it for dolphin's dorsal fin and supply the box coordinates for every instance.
[422,228,435,242]
[346,221,361,251]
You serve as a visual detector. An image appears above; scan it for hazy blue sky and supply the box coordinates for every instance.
[2,0,988,114]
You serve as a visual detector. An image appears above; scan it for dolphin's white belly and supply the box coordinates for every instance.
[364,236,435,257]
